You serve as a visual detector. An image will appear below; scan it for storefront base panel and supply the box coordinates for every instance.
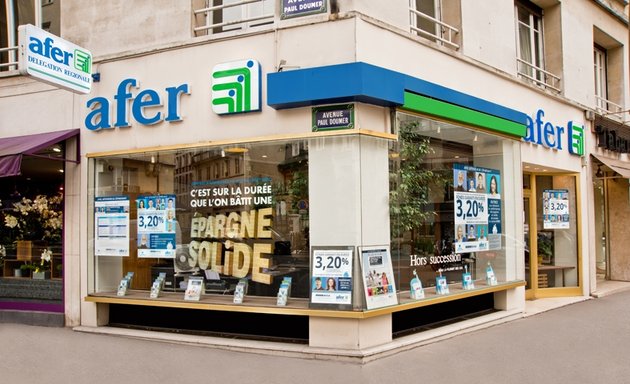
[392,293,495,338]
[74,307,523,364]
[0,309,64,327]
[108,304,309,343]
[309,315,392,349]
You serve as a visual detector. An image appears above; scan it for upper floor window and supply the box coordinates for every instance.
[594,45,609,111]
[409,0,460,50]
[194,0,274,37]
[515,0,560,92]
[1,0,58,72]
[593,27,626,120]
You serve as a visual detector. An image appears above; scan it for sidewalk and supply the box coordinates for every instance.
[3,288,630,383]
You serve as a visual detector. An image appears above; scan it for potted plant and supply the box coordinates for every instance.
[21,248,52,279]
[3,194,63,261]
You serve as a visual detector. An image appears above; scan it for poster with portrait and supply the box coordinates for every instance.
[136,194,177,258]
[453,164,502,253]
[310,247,353,306]
[360,246,397,310]
[94,196,130,256]
[543,189,570,229]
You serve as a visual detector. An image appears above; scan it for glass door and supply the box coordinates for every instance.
[523,191,533,297]
[524,172,582,298]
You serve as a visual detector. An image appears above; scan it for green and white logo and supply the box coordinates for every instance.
[568,122,585,156]
[211,59,261,115]
[74,49,92,73]
[18,24,92,94]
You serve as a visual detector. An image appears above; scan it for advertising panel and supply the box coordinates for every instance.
[453,164,502,253]
[543,189,570,229]
[137,194,177,258]
[18,24,92,94]
[310,248,353,305]
[94,196,130,256]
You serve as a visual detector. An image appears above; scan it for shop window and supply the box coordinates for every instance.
[390,113,521,296]
[88,139,310,299]
[409,0,461,50]
[0,143,65,305]
[514,0,561,92]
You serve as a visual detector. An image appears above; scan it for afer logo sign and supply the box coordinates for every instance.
[523,109,584,156]
[211,59,261,115]
[18,24,92,94]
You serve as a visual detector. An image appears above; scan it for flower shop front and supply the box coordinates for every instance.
[0,130,76,326]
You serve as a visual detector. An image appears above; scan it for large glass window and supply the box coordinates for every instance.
[89,139,310,299]
[0,142,65,306]
[390,113,521,296]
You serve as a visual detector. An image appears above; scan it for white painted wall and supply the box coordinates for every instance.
[460,0,517,75]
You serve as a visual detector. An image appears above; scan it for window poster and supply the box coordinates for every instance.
[137,194,176,258]
[310,248,353,306]
[543,189,570,229]
[94,196,130,256]
[360,246,398,310]
[453,164,502,253]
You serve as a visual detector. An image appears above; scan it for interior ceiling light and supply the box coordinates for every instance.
[596,165,604,178]
[52,146,61,153]
[225,147,249,154]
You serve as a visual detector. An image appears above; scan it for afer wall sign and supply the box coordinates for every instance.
[523,109,585,156]
[18,24,93,94]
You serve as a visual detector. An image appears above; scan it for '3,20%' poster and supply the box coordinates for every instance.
[453,164,502,253]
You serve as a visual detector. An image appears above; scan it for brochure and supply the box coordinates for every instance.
[149,273,166,298]
[410,270,425,300]
[281,276,292,297]
[149,281,161,299]
[233,278,248,304]
[486,262,497,286]
[435,270,449,295]
[184,276,204,301]
[125,272,135,287]
[277,283,289,306]
[462,265,475,290]
[116,278,129,296]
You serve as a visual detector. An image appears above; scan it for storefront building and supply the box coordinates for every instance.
[79,51,527,348]
[1,0,628,353]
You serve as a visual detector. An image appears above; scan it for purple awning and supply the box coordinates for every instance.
[0,129,79,177]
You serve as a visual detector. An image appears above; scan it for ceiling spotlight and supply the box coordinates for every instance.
[52,146,61,153]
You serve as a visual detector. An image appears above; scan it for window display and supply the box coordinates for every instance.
[390,112,520,298]
[89,139,310,299]
[0,143,65,306]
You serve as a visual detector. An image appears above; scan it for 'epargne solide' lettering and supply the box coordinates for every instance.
[189,208,274,284]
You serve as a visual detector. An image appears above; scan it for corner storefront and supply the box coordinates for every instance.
[79,38,528,349]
